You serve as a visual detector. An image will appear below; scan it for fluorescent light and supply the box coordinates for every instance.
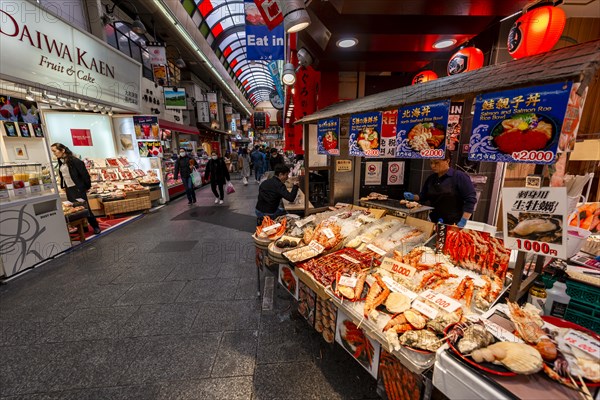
[25,89,34,101]
[433,39,457,49]
[336,38,358,48]
[500,11,522,22]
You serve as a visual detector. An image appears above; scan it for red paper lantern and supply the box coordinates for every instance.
[447,47,484,75]
[507,5,566,60]
[412,70,438,85]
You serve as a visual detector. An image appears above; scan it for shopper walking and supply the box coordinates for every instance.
[239,147,251,186]
[205,151,230,204]
[269,148,285,170]
[51,143,101,235]
[230,150,239,173]
[174,149,197,205]
[251,145,265,183]
[255,164,299,223]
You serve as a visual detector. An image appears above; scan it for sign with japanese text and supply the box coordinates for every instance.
[396,100,450,159]
[349,112,382,157]
[245,0,284,60]
[70,129,92,146]
[469,82,572,164]
[446,102,464,152]
[253,0,283,30]
[133,116,159,140]
[364,161,382,185]
[317,118,340,155]
[379,110,398,158]
[502,187,567,259]
[268,61,284,102]
[293,67,320,121]
[146,42,167,65]
[336,160,352,172]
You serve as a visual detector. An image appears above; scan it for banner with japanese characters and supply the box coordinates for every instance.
[379,110,398,158]
[502,187,567,259]
[469,82,572,164]
[395,100,450,159]
[317,118,340,155]
[245,0,284,60]
[349,112,382,157]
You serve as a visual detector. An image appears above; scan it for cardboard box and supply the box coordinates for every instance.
[367,208,387,219]
[405,216,435,239]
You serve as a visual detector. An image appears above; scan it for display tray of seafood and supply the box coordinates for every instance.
[443,301,600,394]
[254,216,288,243]
[298,248,379,288]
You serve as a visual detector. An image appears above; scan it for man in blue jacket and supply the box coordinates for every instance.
[251,145,265,183]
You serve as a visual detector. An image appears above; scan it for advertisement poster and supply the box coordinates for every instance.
[502,187,567,259]
[207,92,219,122]
[164,87,187,109]
[31,124,44,137]
[278,264,299,300]
[253,0,283,30]
[469,82,572,164]
[365,161,382,185]
[396,100,450,159]
[335,309,381,379]
[146,42,166,64]
[349,112,382,157]
[0,94,40,124]
[244,0,284,61]
[152,65,169,87]
[379,110,398,158]
[138,141,163,158]
[70,129,92,146]
[2,121,17,137]
[18,122,31,138]
[446,102,464,151]
[133,116,159,140]
[558,82,588,152]
[317,118,340,156]
[268,61,284,101]
[387,161,405,185]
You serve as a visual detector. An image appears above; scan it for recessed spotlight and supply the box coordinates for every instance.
[433,39,457,49]
[336,38,358,48]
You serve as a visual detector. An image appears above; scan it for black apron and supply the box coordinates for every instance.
[427,177,463,225]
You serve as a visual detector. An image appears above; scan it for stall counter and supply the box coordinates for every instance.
[359,199,433,220]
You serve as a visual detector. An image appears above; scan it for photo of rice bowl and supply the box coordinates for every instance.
[492,113,556,154]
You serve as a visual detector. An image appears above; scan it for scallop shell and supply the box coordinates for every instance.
[490,342,543,375]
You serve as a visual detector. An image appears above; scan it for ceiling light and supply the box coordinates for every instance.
[277,0,311,33]
[25,89,34,101]
[72,102,80,110]
[297,48,314,67]
[108,110,114,116]
[132,15,146,35]
[83,103,90,110]
[282,63,296,86]
[336,38,358,48]
[433,39,457,49]
[101,107,107,114]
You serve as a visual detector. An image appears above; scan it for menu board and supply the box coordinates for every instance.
[133,116,159,140]
[349,112,382,157]
[317,118,340,156]
[502,187,567,259]
[395,100,450,159]
[138,141,163,158]
[469,82,572,164]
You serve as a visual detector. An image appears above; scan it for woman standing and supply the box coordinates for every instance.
[174,149,197,205]
[51,143,101,235]
[239,147,251,186]
[204,151,230,204]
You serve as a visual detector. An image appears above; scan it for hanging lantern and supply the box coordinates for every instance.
[507,5,566,60]
[447,47,484,75]
[412,70,438,85]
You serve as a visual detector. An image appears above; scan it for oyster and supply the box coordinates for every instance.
[427,309,462,334]
[457,323,495,354]
[399,330,443,352]
[510,218,561,237]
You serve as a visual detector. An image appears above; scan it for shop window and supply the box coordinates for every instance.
[115,30,132,54]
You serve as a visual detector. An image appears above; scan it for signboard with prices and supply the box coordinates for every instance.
[396,100,450,159]
[349,112,382,157]
[317,118,340,155]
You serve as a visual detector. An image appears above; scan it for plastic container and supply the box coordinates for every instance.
[0,166,14,184]
[566,227,592,258]
[544,272,571,318]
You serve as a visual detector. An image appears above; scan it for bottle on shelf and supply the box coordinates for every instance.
[543,270,571,318]
[527,277,547,312]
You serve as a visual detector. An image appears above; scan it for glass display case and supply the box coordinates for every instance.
[0,163,52,203]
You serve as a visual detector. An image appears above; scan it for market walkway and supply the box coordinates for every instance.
[0,183,379,400]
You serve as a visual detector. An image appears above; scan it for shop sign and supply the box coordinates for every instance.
[138,141,163,158]
[197,101,210,123]
[70,129,92,146]
[502,187,567,259]
[396,100,450,159]
[146,42,166,65]
[364,161,382,185]
[558,82,588,152]
[387,161,405,186]
[0,0,141,110]
[268,61,284,101]
[253,0,283,30]
[379,110,398,158]
[293,67,320,122]
[152,65,169,87]
[446,102,464,151]
[336,160,352,172]
[469,82,572,164]
[349,112,382,157]
[317,118,340,155]
[133,116,159,140]
[244,0,284,60]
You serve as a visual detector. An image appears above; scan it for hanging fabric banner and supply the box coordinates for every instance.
[293,66,320,121]
[245,0,284,60]
[253,0,283,30]
[268,61,285,101]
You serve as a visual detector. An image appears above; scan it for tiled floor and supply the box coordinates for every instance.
[0,183,379,399]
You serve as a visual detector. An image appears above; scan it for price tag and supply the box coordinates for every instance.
[420,290,462,313]
[296,215,315,227]
[262,223,281,233]
[381,276,418,300]
[308,240,325,254]
[338,274,358,288]
[0,189,9,199]
[367,244,387,256]
[336,202,350,208]
[322,228,335,239]
[564,329,600,357]
[116,184,125,190]
[380,257,417,278]
[412,299,438,319]
[13,188,27,196]
[482,319,523,343]
[43,183,54,191]
[30,185,42,193]
[340,254,360,264]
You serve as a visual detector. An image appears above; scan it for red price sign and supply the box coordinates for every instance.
[515,239,558,256]
[380,257,416,278]
[511,150,554,162]
[364,149,380,157]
